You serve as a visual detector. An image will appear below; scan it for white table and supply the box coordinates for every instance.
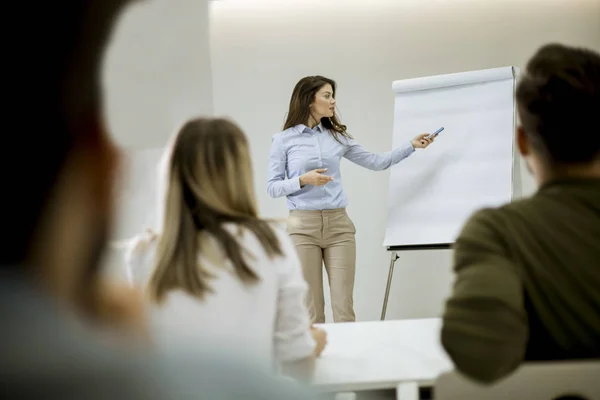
[312,318,453,393]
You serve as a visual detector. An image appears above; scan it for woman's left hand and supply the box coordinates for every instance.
[310,326,328,357]
[411,133,434,149]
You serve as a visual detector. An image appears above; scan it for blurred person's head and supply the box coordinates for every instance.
[516,43,600,185]
[148,118,283,303]
[3,1,130,314]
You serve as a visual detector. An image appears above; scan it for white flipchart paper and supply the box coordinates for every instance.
[384,67,516,248]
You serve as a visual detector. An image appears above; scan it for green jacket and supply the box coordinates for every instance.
[442,178,600,383]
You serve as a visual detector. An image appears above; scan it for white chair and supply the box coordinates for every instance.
[435,361,600,400]
[396,361,600,400]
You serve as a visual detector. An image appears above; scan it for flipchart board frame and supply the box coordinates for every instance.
[380,67,520,320]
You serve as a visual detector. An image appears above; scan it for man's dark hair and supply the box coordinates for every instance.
[3,1,129,266]
[516,43,600,166]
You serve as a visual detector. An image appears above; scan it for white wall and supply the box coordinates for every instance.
[101,0,213,279]
[104,0,213,149]
[210,0,600,321]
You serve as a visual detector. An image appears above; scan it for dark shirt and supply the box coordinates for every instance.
[441,179,600,383]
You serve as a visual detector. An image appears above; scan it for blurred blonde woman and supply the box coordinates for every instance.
[126,117,326,379]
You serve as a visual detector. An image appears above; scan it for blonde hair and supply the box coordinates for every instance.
[148,118,282,303]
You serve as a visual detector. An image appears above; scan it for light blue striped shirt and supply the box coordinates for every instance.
[267,124,415,210]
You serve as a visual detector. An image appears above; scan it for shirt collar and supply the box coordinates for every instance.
[296,123,324,134]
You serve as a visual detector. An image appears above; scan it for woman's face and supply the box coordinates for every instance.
[310,84,336,120]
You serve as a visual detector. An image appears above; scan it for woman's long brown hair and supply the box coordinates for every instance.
[148,118,283,303]
[283,75,353,143]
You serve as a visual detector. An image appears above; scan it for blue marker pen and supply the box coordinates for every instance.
[427,127,444,139]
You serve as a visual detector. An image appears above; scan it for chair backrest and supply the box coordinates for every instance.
[435,361,600,400]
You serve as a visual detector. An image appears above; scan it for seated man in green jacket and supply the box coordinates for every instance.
[441,43,600,384]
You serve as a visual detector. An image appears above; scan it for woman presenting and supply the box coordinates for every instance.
[267,75,434,323]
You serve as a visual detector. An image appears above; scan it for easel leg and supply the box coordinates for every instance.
[381,252,399,321]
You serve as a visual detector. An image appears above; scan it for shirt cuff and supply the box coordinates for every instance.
[290,176,302,193]
[391,141,415,163]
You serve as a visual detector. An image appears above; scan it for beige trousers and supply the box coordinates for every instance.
[287,208,356,324]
